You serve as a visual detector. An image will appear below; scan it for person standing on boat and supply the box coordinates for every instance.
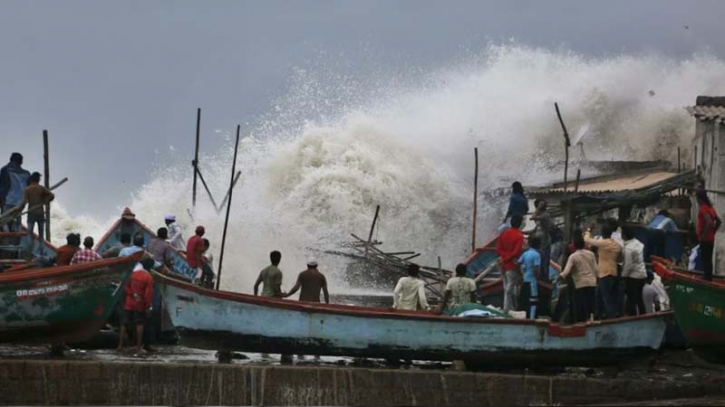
[531,200,553,283]
[584,224,622,319]
[13,172,54,256]
[253,250,285,361]
[518,235,541,319]
[254,250,284,298]
[200,238,215,288]
[56,233,81,266]
[147,228,174,269]
[503,181,529,225]
[497,214,525,313]
[70,236,103,264]
[621,226,647,316]
[286,258,329,303]
[0,153,30,232]
[440,263,477,314]
[117,257,155,355]
[186,226,206,284]
[696,190,721,282]
[393,264,430,311]
[559,232,598,322]
[165,214,186,251]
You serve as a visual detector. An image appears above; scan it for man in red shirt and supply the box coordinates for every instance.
[496,214,525,313]
[696,190,721,281]
[117,257,155,355]
[186,226,205,284]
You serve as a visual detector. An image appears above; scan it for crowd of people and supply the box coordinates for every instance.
[486,181,722,323]
[1,149,721,356]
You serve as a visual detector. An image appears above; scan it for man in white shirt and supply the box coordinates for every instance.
[165,214,186,251]
[393,264,430,311]
[621,226,647,316]
[440,264,477,313]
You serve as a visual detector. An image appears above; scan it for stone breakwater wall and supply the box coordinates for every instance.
[0,360,724,406]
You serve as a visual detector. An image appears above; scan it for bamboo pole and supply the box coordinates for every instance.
[574,169,581,193]
[215,124,241,291]
[364,205,381,258]
[472,147,479,252]
[678,147,682,196]
[217,171,242,213]
[43,130,51,242]
[554,103,571,191]
[195,168,219,210]
[192,108,201,208]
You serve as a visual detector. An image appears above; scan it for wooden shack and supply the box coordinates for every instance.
[688,96,725,276]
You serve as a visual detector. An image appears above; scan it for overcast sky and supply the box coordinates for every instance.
[1,0,724,217]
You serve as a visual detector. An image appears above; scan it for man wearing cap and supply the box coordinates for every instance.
[165,215,186,251]
[14,171,54,255]
[0,153,31,231]
[187,226,206,284]
[286,258,330,304]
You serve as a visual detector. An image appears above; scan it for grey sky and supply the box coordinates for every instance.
[1,0,723,217]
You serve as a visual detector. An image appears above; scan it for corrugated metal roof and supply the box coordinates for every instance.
[687,105,725,124]
[530,170,684,196]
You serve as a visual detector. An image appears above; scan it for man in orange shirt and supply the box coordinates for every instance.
[117,258,155,355]
[497,214,525,313]
[56,233,81,266]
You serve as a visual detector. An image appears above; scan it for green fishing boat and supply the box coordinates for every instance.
[653,260,725,362]
[0,253,140,344]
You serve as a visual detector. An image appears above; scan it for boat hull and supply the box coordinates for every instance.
[0,256,137,344]
[158,274,669,366]
[655,263,725,362]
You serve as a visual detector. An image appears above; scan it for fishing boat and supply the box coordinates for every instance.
[0,253,140,344]
[157,272,670,366]
[652,259,725,362]
[0,230,58,272]
[95,208,196,281]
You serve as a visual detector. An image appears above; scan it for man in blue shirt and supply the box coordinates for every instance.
[648,210,678,232]
[504,181,529,224]
[648,209,678,259]
[0,153,30,231]
[518,235,541,319]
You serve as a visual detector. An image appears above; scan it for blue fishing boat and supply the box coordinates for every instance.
[0,230,58,272]
[157,272,670,366]
[95,208,196,281]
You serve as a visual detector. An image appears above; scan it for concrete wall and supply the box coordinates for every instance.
[1,360,724,406]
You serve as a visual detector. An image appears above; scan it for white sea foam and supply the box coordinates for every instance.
[52,44,725,292]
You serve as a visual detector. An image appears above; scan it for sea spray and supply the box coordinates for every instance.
[52,44,725,293]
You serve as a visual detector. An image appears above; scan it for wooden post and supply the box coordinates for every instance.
[562,200,573,244]
[43,130,51,242]
[472,147,479,252]
[555,103,571,191]
[574,169,581,193]
[677,147,682,196]
[215,124,241,291]
[192,108,201,208]
[365,205,381,258]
